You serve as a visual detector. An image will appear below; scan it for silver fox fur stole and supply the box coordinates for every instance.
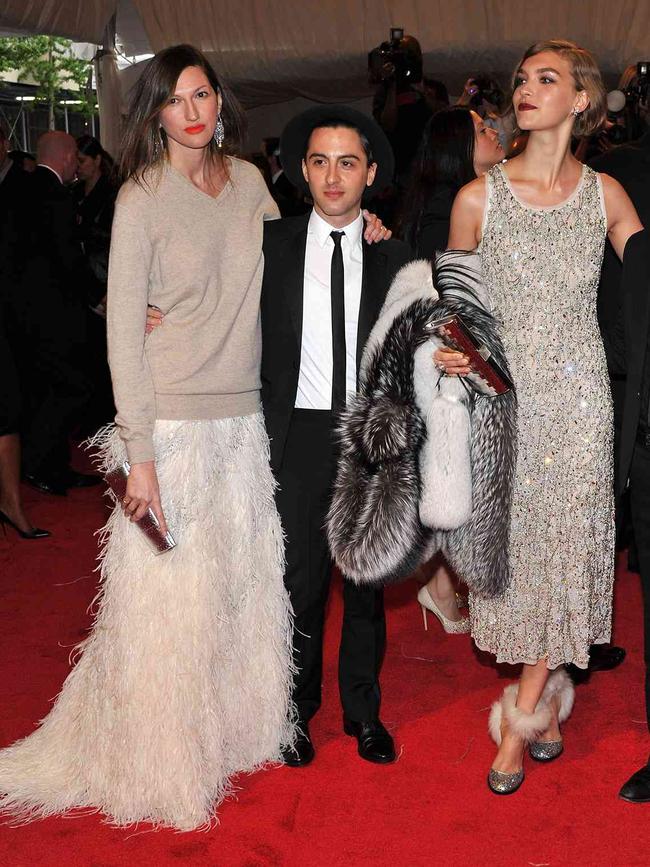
[326,251,517,597]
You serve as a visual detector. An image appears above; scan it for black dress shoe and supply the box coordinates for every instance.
[23,473,68,497]
[589,644,626,672]
[63,469,102,488]
[619,761,650,803]
[343,718,395,764]
[566,644,626,684]
[281,722,315,767]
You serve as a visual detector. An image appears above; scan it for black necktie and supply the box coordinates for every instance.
[330,230,346,410]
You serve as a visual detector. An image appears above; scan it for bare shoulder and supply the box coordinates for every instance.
[455,174,488,213]
[447,175,487,249]
[596,171,637,223]
[597,171,627,200]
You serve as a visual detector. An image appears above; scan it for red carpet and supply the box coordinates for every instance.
[1,468,650,867]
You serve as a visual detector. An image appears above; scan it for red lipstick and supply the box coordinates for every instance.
[518,102,537,111]
[184,124,206,134]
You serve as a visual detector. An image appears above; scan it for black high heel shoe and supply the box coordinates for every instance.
[0,509,51,540]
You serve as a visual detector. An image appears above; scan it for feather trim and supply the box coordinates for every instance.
[0,416,296,830]
[543,668,575,724]
[489,684,553,746]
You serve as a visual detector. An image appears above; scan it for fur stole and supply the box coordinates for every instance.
[326,252,517,597]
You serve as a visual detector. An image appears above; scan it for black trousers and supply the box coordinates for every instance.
[628,441,650,731]
[18,331,93,477]
[275,409,386,723]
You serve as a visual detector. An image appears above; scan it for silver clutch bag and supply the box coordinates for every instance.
[104,462,177,554]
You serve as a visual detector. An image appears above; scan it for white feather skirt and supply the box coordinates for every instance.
[0,414,296,830]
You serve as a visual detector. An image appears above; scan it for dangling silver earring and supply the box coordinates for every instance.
[214,114,225,148]
[154,125,165,157]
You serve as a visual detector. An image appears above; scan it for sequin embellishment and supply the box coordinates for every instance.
[470,164,614,669]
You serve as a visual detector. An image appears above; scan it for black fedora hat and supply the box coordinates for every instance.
[279,104,394,197]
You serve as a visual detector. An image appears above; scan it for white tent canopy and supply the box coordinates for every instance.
[3,0,650,150]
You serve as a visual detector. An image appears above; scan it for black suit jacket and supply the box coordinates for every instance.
[591,133,650,377]
[261,212,412,473]
[617,228,650,496]
[11,166,102,340]
[0,160,27,211]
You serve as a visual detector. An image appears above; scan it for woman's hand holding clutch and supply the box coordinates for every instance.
[433,346,471,376]
[122,461,169,536]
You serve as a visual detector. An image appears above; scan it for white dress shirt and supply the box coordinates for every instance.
[295,209,364,409]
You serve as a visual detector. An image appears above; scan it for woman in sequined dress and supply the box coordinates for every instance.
[436,40,643,794]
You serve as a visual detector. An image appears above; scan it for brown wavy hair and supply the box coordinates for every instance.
[119,44,245,186]
[508,39,606,139]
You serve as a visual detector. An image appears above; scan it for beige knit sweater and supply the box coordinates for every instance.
[106,158,279,464]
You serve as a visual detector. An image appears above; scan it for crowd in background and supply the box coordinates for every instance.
[0,32,650,827]
[0,33,648,551]
[0,127,117,537]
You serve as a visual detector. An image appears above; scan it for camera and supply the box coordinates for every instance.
[626,61,650,107]
[467,76,504,110]
[368,27,423,86]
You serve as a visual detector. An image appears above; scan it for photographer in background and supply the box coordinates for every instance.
[370,30,431,184]
[576,63,650,162]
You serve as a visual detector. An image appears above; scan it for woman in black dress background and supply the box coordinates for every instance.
[398,106,503,257]
[397,106,503,633]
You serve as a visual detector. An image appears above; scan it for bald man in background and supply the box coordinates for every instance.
[8,131,102,494]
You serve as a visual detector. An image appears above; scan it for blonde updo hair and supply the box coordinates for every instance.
[510,39,607,138]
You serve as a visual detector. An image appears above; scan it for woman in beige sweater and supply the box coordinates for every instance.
[0,45,295,830]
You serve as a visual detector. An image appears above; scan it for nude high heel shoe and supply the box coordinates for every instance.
[417,585,470,634]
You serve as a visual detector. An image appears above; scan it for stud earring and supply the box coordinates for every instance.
[214,115,225,148]
[571,107,581,117]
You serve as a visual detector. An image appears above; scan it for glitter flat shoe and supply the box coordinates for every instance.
[417,586,470,634]
[529,739,564,762]
[528,670,574,762]
[487,768,524,795]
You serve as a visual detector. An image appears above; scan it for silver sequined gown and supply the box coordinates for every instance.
[470,163,614,669]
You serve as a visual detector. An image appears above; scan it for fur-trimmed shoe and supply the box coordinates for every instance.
[528,668,575,762]
[487,683,552,795]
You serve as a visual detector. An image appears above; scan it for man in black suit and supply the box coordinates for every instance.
[9,131,100,495]
[612,227,650,803]
[592,132,650,450]
[261,106,412,766]
[590,136,650,802]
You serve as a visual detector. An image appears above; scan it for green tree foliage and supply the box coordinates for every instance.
[0,36,94,129]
